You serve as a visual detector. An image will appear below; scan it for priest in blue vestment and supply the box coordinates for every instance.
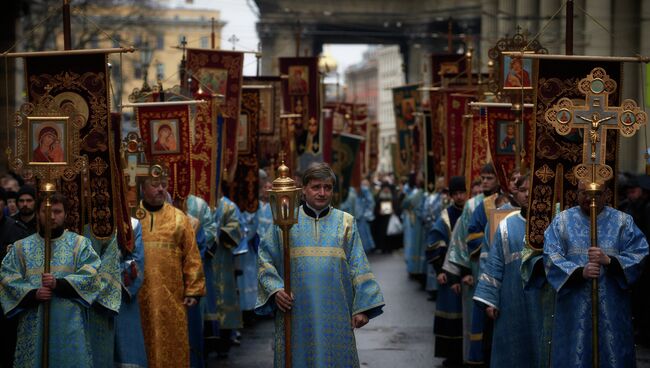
[256,162,385,368]
[356,180,376,253]
[114,218,147,368]
[544,181,649,368]
[0,192,100,367]
[426,176,466,367]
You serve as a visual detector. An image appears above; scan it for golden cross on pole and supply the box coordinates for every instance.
[120,132,154,219]
[545,67,647,368]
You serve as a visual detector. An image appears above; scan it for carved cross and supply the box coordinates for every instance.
[121,133,151,210]
[545,67,647,184]
[228,34,239,51]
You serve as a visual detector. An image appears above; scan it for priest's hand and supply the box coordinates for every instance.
[486,307,499,320]
[35,287,53,301]
[462,275,474,286]
[41,273,56,289]
[450,283,461,295]
[437,272,448,285]
[183,297,198,307]
[588,247,611,266]
[351,313,369,329]
[275,289,294,312]
[582,262,601,279]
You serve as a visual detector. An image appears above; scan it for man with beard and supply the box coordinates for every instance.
[544,181,649,367]
[0,192,100,367]
[137,173,205,367]
[13,185,37,234]
[256,162,385,367]
[427,176,467,367]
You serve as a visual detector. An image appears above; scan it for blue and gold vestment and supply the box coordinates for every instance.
[256,206,385,368]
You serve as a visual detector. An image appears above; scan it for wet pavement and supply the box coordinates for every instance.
[208,249,650,367]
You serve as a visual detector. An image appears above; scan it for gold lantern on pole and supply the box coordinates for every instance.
[267,159,301,368]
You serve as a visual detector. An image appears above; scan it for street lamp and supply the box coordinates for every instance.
[267,159,301,368]
[140,40,153,93]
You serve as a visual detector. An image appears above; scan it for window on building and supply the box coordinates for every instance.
[156,34,164,50]
[156,63,164,81]
[200,36,209,49]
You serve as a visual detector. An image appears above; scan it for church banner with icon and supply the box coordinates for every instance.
[191,92,220,207]
[527,59,621,251]
[279,57,321,172]
[465,107,489,188]
[392,85,421,179]
[136,104,192,201]
[428,91,446,183]
[223,88,259,213]
[332,133,362,206]
[244,76,284,170]
[24,53,117,238]
[431,53,467,86]
[485,106,534,193]
[186,48,244,182]
[445,93,471,180]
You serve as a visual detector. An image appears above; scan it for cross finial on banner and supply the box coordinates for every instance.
[228,34,239,51]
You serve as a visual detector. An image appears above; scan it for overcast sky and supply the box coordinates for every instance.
[168,0,367,79]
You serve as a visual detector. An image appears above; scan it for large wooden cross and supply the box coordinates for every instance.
[121,132,152,217]
[545,67,647,184]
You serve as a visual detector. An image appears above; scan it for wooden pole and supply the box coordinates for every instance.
[281,225,292,368]
[211,17,216,49]
[40,184,55,368]
[447,18,453,53]
[62,0,72,50]
[588,174,600,368]
[566,0,574,55]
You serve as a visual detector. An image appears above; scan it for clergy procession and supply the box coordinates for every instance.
[1,0,650,367]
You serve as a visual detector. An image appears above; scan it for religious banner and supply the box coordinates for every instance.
[445,93,471,180]
[464,108,490,189]
[244,76,283,170]
[331,133,362,206]
[223,88,259,213]
[428,91,446,181]
[110,113,135,253]
[186,48,244,182]
[431,53,467,86]
[527,59,621,251]
[24,53,116,238]
[321,107,334,163]
[136,104,192,200]
[191,92,220,207]
[279,57,321,171]
[485,106,534,192]
[392,84,421,178]
[367,121,379,175]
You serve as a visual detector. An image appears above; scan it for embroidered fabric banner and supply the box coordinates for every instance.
[110,113,135,253]
[527,59,621,250]
[431,53,467,86]
[244,76,284,169]
[279,57,321,172]
[392,85,421,178]
[25,53,116,238]
[186,48,244,182]
[223,88,259,213]
[191,92,220,207]
[136,104,192,200]
[464,108,489,187]
[428,91,446,183]
[485,106,534,193]
[367,121,379,175]
[332,133,362,206]
[445,93,471,180]
[422,111,437,193]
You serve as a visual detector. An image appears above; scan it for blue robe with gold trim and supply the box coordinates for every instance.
[544,206,648,368]
[403,188,427,274]
[355,186,376,253]
[256,206,385,368]
[0,231,100,368]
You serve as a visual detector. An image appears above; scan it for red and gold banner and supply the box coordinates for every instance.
[431,53,467,86]
[187,48,244,182]
[223,88,259,213]
[527,59,621,250]
[485,106,534,193]
[110,113,135,253]
[464,108,489,188]
[244,76,284,170]
[445,93,471,180]
[191,92,220,207]
[392,85,422,178]
[25,53,118,239]
[279,57,321,171]
[137,104,192,200]
[367,121,379,174]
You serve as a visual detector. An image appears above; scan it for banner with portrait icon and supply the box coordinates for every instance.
[331,133,362,206]
[223,88,259,213]
[244,76,284,171]
[392,84,422,179]
[24,53,119,239]
[527,59,621,251]
[136,104,192,201]
[279,57,321,172]
[485,105,534,194]
[186,48,244,182]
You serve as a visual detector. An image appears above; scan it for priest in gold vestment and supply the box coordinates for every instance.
[138,176,206,367]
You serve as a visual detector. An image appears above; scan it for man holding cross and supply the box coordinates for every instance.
[543,181,648,367]
[256,162,384,367]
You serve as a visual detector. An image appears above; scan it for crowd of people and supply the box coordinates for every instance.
[0,161,649,367]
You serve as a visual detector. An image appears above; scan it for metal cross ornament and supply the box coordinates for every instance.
[544,67,647,184]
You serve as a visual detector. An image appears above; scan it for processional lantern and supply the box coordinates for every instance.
[267,156,301,368]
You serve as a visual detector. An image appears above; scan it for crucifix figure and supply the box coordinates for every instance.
[545,67,647,184]
[121,132,152,218]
